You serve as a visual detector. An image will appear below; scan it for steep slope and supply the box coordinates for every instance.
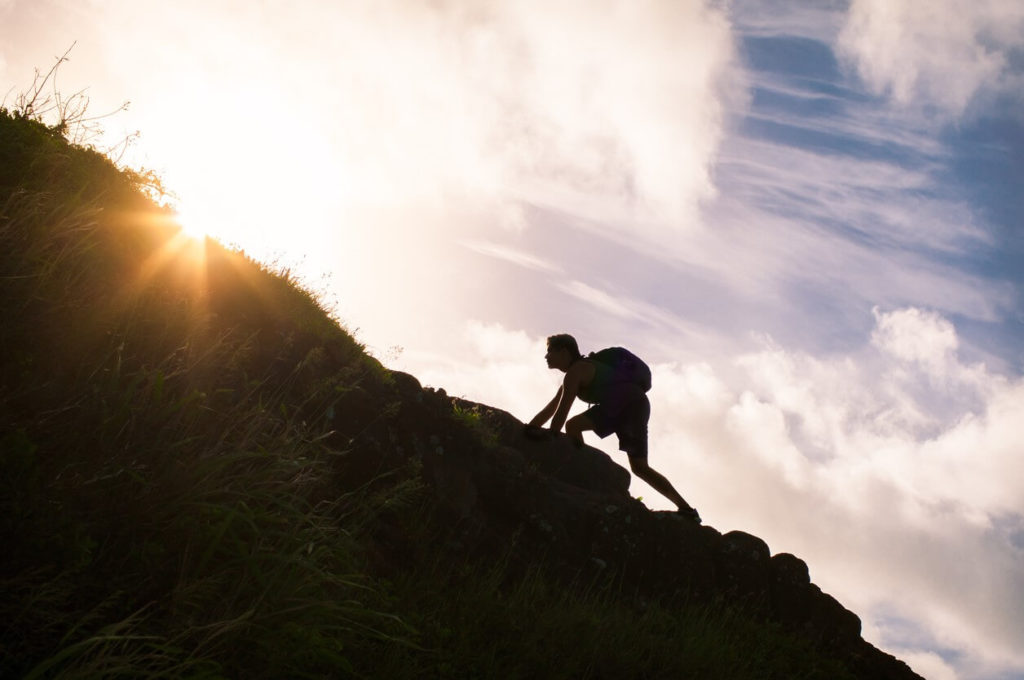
[0,109,921,678]
[338,377,922,679]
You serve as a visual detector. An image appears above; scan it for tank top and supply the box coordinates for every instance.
[576,358,614,404]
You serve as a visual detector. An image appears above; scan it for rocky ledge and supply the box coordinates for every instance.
[339,370,922,680]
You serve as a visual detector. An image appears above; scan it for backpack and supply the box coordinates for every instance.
[588,347,652,392]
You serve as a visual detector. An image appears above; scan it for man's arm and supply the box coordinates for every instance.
[528,387,563,427]
[549,368,583,433]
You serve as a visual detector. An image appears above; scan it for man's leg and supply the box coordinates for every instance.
[628,456,697,516]
[565,413,595,447]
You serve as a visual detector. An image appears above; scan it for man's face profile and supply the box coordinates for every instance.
[545,344,568,370]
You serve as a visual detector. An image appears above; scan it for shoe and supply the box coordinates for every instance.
[676,506,701,523]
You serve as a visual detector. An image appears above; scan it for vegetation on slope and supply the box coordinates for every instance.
[0,102,857,679]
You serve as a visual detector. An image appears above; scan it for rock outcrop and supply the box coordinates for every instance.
[341,371,923,680]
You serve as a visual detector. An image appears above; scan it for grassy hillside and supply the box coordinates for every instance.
[0,107,867,679]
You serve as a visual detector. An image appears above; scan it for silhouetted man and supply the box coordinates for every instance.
[527,334,700,522]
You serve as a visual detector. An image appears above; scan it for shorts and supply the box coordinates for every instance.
[582,383,650,458]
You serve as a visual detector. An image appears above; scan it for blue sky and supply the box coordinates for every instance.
[2,1,1023,678]
[729,5,1024,370]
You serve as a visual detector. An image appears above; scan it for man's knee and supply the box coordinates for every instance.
[566,414,591,437]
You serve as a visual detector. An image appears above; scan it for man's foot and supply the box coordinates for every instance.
[676,506,701,523]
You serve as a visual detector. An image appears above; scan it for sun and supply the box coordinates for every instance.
[171,197,276,256]
[171,199,259,252]
[173,204,218,242]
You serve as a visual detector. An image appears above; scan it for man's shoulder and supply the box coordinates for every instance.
[565,358,596,381]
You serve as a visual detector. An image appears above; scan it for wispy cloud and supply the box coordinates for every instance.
[677,5,1022,366]
[558,280,638,320]
[459,239,562,274]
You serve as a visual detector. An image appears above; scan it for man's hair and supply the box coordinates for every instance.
[547,334,582,360]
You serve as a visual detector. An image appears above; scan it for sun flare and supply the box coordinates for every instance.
[174,206,215,242]
[172,199,254,251]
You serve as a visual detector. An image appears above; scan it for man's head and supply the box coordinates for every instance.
[545,334,581,371]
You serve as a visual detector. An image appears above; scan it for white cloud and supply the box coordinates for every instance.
[94,0,738,228]
[838,0,1024,119]
[890,650,957,680]
[465,320,540,363]
[871,306,959,376]
[492,0,741,225]
[403,320,559,423]
[703,310,1024,674]
[912,381,1024,516]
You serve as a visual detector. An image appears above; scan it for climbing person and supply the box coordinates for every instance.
[525,333,700,522]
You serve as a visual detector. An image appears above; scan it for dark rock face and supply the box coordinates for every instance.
[347,371,922,680]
